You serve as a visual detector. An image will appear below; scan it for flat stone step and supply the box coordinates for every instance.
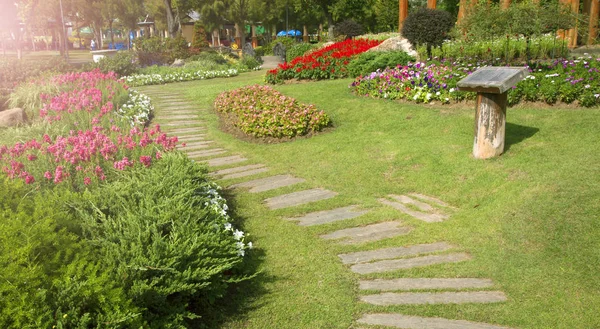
[390,195,435,212]
[156,101,190,106]
[162,122,204,127]
[264,188,338,210]
[168,128,206,135]
[187,149,227,158]
[161,115,199,120]
[285,205,369,226]
[229,174,305,193]
[357,313,514,329]
[361,291,507,305]
[350,253,471,275]
[379,197,449,223]
[160,107,198,112]
[177,135,207,142]
[320,222,412,245]
[206,155,247,167]
[178,141,213,148]
[210,164,266,176]
[221,167,270,180]
[409,193,456,209]
[338,242,454,265]
[359,278,494,291]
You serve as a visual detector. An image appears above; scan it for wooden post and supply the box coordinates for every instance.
[303,25,309,42]
[473,93,507,159]
[399,0,408,32]
[588,0,599,45]
[427,0,437,9]
[500,0,511,10]
[457,0,468,24]
[251,25,257,48]
[569,0,580,48]
[318,24,323,41]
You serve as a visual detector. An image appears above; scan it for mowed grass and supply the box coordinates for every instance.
[139,70,600,329]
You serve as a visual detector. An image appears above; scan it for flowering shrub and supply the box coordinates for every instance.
[214,85,330,138]
[350,57,600,107]
[265,38,382,84]
[122,68,240,87]
[117,89,154,125]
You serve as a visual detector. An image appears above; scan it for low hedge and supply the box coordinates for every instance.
[214,85,330,138]
[347,51,415,77]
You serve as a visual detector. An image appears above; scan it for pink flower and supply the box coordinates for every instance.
[83,177,91,185]
[139,155,152,167]
[113,157,133,170]
[54,166,66,184]
[25,174,35,184]
[27,154,37,161]
[44,171,52,180]
[155,151,162,160]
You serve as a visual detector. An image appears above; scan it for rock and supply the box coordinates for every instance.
[171,59,185,67]
[368,37,418,58]
[0,108,28,128]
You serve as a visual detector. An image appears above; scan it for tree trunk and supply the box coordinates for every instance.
[588,0,599,45]
[109,20,115,48]
[326,15,334,41]
[163,0,178,38]
[399,0,409,32]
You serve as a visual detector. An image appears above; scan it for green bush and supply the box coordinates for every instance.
[70,152,252,327]
[401,8,454,58]
[286,43,316,62]
[88,51,139,76]
[347,51,415,77]
[215,85,330,138]
[186,51,229,65]
[254,46,265,57]
[263,37,296,55]
[135,36,190,66]
[334,19,364,40]
[238,56,262,70]
[0,179,142,328]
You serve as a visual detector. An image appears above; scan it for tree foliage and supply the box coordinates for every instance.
[401,8,454,58]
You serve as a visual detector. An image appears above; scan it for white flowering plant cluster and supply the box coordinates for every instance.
[201,182,253,257]
[122,69,239,87]
[117,89,154,125]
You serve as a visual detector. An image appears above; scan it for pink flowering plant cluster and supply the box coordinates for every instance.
[214,85,330,138]
[0,69,177,189]
[350,57,600,107]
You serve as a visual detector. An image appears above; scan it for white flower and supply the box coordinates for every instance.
[224,223,232,231]
[233,229,244,240]
[247,242,253,249]
[585,84,590,89]
[449,88,455,93]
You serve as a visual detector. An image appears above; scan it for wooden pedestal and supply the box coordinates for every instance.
[473,92,507,159]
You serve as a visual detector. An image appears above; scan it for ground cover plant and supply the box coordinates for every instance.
[214,84,330,138]
[350,57,600,107]
[347,51,415,77]
[265,38,382,84]
[421,35,569,63]
[146,72,600,329]
[122,68,240,87]
[0,69,253,327]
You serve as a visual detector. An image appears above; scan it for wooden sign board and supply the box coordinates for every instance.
[457,67,529,94]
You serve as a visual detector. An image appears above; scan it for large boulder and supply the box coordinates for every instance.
[0,108,28,128]
[368,37,418,59]
[171,59,185,67]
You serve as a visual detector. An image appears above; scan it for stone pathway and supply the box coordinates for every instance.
[144,89,515,329]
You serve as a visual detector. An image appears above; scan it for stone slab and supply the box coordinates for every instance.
[357,313,514,329]
[162,115,199,120]
[338,242,453,265]
[160,110,196,115]
[206,155,247,167]
[230,174,305,193]
[361,291,507,305]
[285,205,369,226]
[161,120,203,125]
[359,278,494,291]
[320,222,412,244]
[169,128,206,135]
[179,141,213,148]
[210,164,266,176]
[350,253,471,275]
[177,135,207,142]
[409,193,455,209]
[379,198,448,223]
[457,66,529,94]
[264,188,338,210]
[221,167,270,180]
[389,195,434,212]
[187,149,227,158]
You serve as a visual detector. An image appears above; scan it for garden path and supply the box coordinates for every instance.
[145,90,516,329]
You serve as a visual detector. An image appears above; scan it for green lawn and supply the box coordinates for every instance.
[139,70,600,329]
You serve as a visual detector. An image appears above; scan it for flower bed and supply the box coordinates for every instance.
[214,85,330,138]
[265,38,382,84]
[0,69,254,327]
[350,57,600,107]
[122,68,239,87]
